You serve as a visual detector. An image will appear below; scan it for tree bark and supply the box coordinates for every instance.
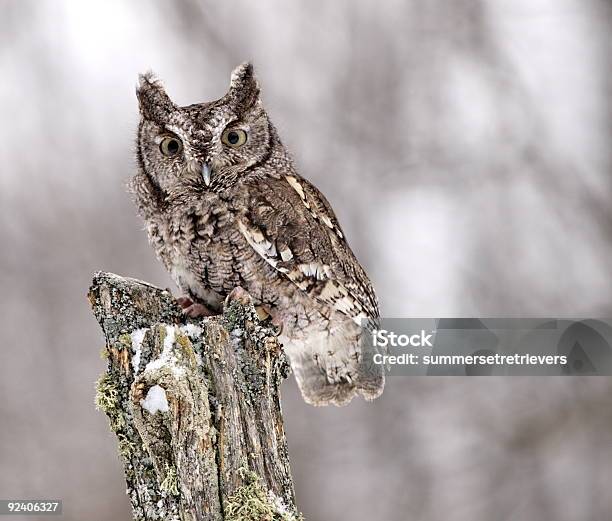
[88,272,301,521]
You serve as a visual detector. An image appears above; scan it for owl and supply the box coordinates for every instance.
[131,63,384,406]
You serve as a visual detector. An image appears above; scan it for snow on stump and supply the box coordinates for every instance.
[88,272,301,521]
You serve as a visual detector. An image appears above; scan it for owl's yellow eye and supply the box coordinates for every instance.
[160,136,183,157]
[222,128,248,148]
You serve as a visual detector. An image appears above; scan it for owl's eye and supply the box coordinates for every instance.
[222,128,248,148]
[160,136,183,157]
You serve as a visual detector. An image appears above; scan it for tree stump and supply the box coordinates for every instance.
[88,272,301,521]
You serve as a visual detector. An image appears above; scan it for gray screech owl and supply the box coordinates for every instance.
[131,63,384,406]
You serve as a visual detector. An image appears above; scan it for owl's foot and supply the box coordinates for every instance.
[225,286,252,306]
[176,296,216,318]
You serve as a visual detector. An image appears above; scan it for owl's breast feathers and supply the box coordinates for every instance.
[136,168,378,325]
[141,189,235,309]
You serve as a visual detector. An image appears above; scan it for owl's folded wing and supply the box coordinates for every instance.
[235,174,379,323]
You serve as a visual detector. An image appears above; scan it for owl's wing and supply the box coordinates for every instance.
[236,174,379,324]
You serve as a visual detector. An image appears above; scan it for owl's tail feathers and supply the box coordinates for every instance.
[284,322,385,407]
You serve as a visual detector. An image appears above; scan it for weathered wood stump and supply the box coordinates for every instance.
[88,272,301,521]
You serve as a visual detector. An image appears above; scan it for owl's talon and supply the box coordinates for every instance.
[226,287,252,307]
[176,296,193,309]
[177,296,215,317]
[183,302,215,318]
[255,305,271,321]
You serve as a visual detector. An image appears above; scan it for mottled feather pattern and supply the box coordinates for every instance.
[131,63,384,405]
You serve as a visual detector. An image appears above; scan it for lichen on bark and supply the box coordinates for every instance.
[89,272,301,521]
[224,468,303,521]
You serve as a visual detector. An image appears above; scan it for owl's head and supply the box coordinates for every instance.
[135,63,272,195]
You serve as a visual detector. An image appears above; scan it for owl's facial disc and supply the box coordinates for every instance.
[137,63,271,194]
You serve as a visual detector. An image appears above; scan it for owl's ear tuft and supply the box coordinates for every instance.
[227,62,260,113]
[136,71,176,122]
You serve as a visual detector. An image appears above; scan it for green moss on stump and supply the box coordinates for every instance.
[225,470,302,521]
[160,463,180,496]
[95,373,130,445]
[95,373,118,410]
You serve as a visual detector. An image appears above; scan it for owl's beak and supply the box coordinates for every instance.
[201,162,212,186]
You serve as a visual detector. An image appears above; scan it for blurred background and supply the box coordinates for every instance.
[1,1,611,520]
